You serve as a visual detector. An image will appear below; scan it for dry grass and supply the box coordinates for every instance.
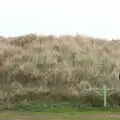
[0,33,120,105]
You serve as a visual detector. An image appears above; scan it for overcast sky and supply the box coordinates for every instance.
[0,0,120,39]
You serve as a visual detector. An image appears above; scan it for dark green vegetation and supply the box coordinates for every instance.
[0,34,120,110]
[4,101,120,112]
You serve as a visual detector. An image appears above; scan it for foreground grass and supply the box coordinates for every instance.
[0,101,120,120]
[0,111,120,120]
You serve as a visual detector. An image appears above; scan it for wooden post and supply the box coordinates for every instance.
[103,84,107,108]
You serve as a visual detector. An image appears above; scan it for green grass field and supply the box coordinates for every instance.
[0,111,120,120]
[0,100,120,120]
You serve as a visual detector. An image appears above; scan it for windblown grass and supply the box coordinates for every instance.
[0,34,120,107]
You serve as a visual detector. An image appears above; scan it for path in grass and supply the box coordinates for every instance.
[0,111,120,120]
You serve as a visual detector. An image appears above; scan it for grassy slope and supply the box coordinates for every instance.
[0,34,120,107]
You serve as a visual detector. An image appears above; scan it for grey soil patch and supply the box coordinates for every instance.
[92,113,120,119]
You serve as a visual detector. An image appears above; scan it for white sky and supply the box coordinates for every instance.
[0,0,120,39]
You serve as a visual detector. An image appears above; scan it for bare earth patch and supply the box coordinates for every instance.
[105,114,120,118]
